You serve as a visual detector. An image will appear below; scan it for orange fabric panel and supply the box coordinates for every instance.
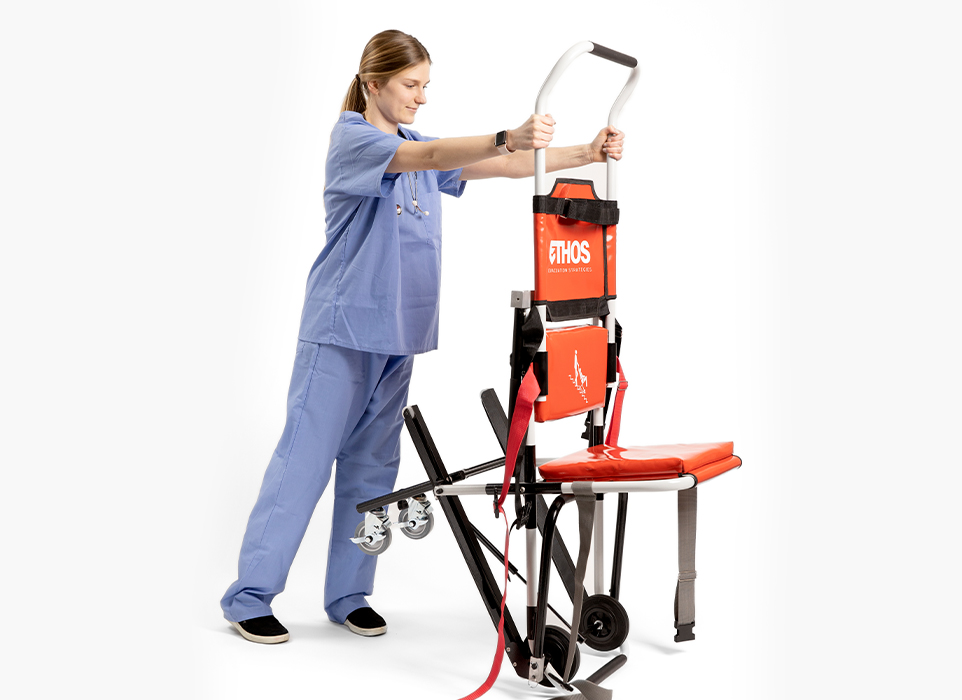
[539,442,738,482]
[534,325,608,422]
[534,181,616,303]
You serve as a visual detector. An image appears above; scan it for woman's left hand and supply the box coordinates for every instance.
[590,126,625,162]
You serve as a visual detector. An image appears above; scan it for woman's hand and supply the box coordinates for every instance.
[589,126,625,162]
[506,114,556,152]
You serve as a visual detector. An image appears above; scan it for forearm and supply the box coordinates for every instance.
[389,114,556,175]
[386,134,502,174]
[503,145,594,179]
[460,144,594,181]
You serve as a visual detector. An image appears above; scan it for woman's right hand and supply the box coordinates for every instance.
[506,114,556,152]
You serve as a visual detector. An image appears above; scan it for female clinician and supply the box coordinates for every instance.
[221,29,624,644]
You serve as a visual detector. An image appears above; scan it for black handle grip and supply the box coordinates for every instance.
[589,43,637,68]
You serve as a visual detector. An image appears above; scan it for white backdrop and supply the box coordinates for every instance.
[2,1,959,698]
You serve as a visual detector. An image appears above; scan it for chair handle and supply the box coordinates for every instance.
[534,41,640,199]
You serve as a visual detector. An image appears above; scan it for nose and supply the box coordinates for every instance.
[415,87,427,104]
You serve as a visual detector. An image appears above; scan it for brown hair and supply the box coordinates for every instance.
[341,30,431,114]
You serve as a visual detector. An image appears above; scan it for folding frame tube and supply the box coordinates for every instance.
[434,475,697,498]
[535,494,584,606]
[532,495,574,662]
[355,457,506,513]
[534,41,639,198]
[402,406,530,676]
[593,496,605,595]
[609,492,629,600]
[470,522,586,635]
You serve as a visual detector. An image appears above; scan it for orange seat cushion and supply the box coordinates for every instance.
[538,442,741,483]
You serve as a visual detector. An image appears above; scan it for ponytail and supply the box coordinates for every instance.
[342,74,367,113]
[341,30,431,115]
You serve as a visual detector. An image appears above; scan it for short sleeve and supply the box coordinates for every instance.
[436,167,467,197]
[330,113,405,198]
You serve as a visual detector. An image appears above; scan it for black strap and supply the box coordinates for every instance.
[513,307,545,369]
[511,309,544,527]
[540,297,613,322]
[533,196,620,226]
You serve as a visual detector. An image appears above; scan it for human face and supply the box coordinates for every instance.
[365,61,430,133]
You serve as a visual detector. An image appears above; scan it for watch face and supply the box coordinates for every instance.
[495,130,507,148]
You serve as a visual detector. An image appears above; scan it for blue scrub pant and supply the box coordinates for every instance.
[221,341,414,624]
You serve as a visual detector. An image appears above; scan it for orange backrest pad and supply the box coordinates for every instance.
[534,325,609,423]
[534,180,616,306]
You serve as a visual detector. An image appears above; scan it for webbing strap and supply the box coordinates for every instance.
[605,358,628,446]
[458,368,540,700]
[559,680,614,700]
[564,483,596,682]
[533,195,620,226]
[675,486,697,638]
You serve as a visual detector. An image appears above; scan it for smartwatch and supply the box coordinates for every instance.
[495,130,513,156]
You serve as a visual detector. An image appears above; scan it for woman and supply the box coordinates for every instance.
[221,29,624,644]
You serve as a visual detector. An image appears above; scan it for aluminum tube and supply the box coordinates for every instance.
[605,66,640,200]
[534,41,595,196]
[434,474,696,497]
[606,298,617,344]
[562,477,696,493]
[593,499,605,595]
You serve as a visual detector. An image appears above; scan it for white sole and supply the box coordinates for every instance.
[344,620,387,637]
[231,620,290,644]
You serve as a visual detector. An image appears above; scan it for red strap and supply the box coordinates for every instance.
[457,368,540,700]
[498,369,540,511]
[605,358,628,446]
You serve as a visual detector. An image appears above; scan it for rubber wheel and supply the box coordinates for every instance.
[353,521,392,556]
[580,594,630,651]
[539,624,580,687]
[398,508,434,540]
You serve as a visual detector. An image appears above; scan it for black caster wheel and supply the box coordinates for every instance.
[353,521,392,555]
[580,594,630,651]
[398,508,434,540]
[539,624,580,686]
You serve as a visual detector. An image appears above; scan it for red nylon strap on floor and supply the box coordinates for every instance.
[457,367,540,700]
[605,358,628,446]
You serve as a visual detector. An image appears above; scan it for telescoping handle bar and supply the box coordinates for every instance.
[534,41,640,199]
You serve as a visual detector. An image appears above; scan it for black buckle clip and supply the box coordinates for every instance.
[511,502,532,531]
[674,621,695,643]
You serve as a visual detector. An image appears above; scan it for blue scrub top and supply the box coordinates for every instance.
[298,111,466,355]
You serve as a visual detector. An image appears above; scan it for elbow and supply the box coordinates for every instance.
[421,144,442,170]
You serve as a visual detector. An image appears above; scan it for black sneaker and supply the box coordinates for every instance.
[344,607,387,637]
[230,615,290,644]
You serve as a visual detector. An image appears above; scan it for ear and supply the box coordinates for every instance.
[366,79,379,95]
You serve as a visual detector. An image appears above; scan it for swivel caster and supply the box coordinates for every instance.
[353,521,392,555]
[398,508,434,540]
[398,494,434,540]
[350,507,392,556]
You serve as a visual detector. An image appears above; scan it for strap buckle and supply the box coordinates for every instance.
[674,621,695,643]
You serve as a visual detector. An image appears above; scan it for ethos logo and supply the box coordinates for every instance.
[569,350,589,403]
[549,240,591,265]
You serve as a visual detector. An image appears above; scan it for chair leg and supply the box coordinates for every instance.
[401,405,530,675]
